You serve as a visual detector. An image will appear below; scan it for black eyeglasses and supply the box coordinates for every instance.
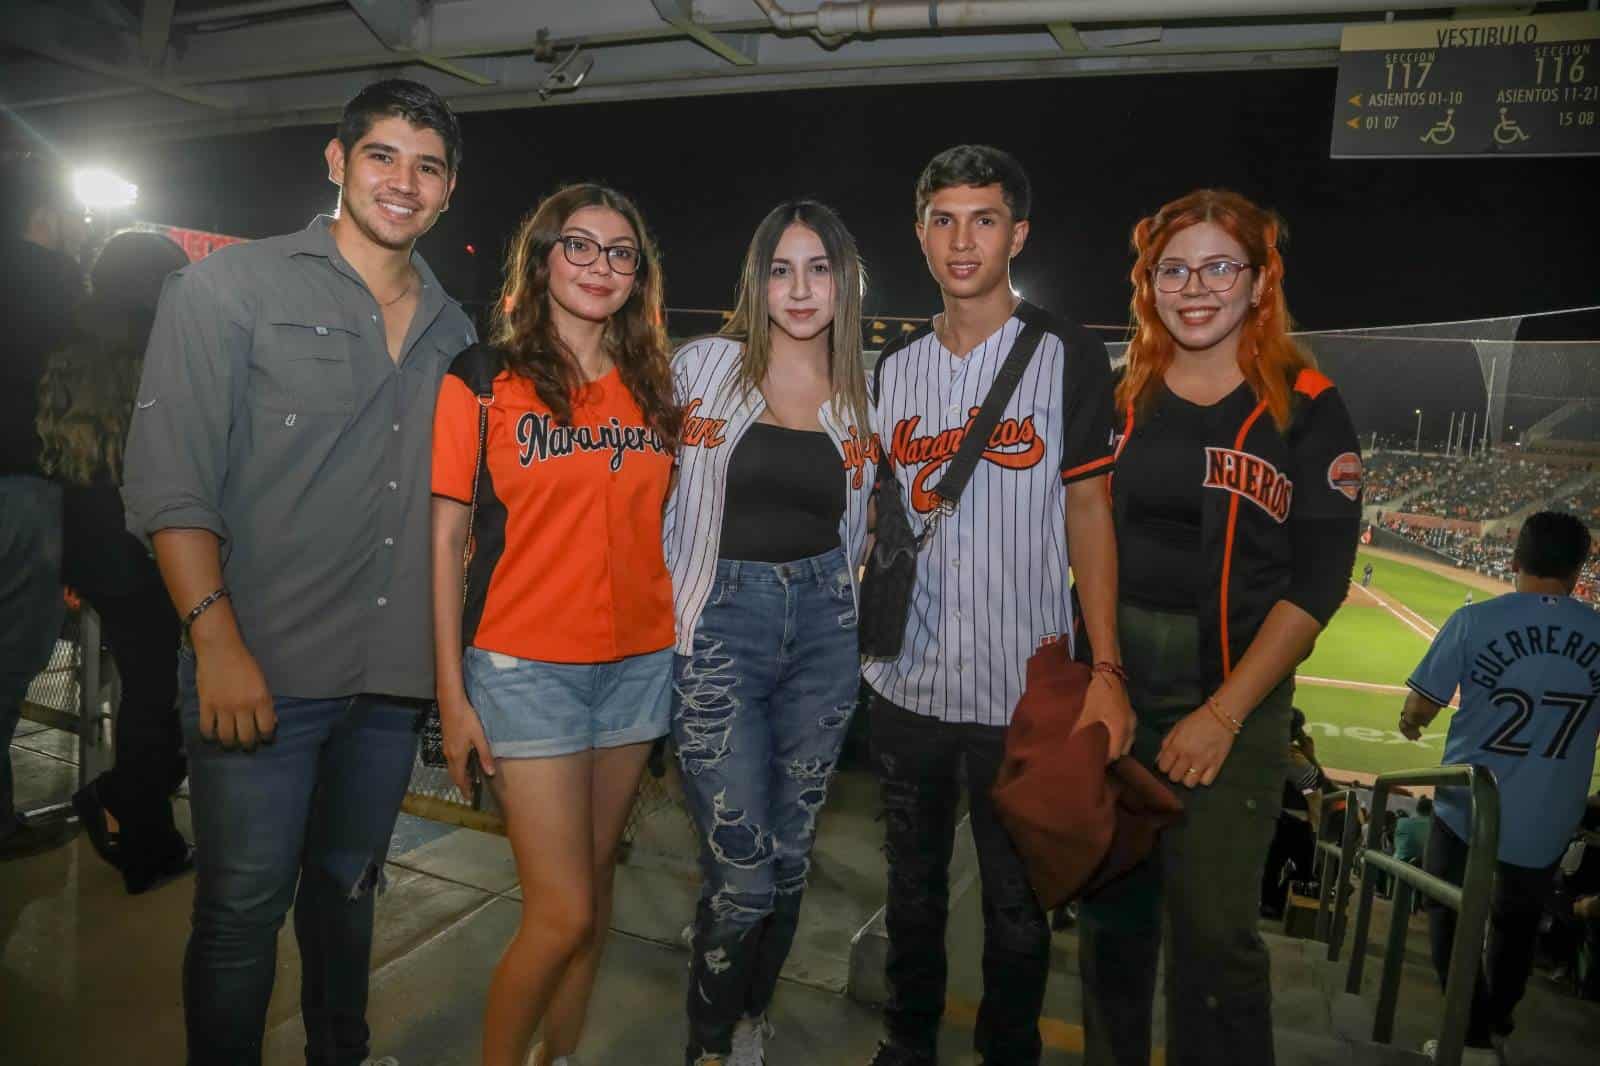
[559,234,642,276]
[1151,259,1254,294]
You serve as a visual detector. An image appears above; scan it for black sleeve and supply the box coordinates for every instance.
[1285,386,1363,624]
[1059,327,1117,484]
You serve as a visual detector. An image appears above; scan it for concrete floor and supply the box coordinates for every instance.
[4,723,1597,1065]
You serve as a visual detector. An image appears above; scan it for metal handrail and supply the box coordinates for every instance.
[1314,788,1362,959]
[1343,765,1500,1066]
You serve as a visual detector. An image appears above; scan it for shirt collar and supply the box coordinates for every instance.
[285,214,454,307]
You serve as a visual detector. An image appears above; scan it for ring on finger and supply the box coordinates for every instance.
[1185,767,1197,777]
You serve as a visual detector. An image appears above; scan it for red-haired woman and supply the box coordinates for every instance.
[431,184,681,1066]
[1077,190,1361,1066]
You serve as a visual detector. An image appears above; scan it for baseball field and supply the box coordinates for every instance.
[1298,547,1600,793]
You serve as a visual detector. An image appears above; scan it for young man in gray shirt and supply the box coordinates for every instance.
[123,79,476,1065]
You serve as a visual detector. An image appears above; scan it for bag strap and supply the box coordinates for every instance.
[461,388,492,605]
[926,314,1046,511]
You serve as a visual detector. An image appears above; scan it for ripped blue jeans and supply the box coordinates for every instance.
[672,547,859,1062]
[177,651,422,1066]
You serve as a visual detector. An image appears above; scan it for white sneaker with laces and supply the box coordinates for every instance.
[1421,1038,1502,1065]
[729,1015,773,1066]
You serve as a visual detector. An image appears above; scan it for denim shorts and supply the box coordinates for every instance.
[462,645,673,759]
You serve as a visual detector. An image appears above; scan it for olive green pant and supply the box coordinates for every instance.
[1078,603,1290,1066]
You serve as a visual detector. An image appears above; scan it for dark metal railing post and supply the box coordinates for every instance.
[1336,765,1499,1066]
[1345,789,1382,994]
[1432,770,1500,1066]
[1328,790,1361,961]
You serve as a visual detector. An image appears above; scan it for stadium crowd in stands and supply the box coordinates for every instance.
[1362,452,1439,506]
[1403,454,1569,519]
[1556,482,1600,528]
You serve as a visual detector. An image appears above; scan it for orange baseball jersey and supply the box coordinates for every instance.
[432,345,674,664]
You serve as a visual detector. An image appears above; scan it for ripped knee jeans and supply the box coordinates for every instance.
[672,549,860,1062]
[178,651,422,1066]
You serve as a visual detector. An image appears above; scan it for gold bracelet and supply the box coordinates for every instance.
[1206,694,1241,736]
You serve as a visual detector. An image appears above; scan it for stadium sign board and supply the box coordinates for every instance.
[1330,11,1600,158]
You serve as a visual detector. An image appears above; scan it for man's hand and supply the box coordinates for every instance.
[194,635,276,751]
[1079,673,1136,761]
[1397,712,1425,742]
[438,689,497,800]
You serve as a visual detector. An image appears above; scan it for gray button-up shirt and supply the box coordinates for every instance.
[124,216,477,700]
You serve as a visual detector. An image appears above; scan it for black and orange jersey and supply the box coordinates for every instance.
[1112,367,1363,693]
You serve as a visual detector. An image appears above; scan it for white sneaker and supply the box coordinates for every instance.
[729,1015,773,1066]
[1421,1038,1502,1065]
[361,1059,399,1066]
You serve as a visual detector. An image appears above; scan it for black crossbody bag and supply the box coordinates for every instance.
[859,318,1046,658]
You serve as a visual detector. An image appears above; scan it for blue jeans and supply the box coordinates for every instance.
[178,651,421,1066]
[672,548,860,1062]
[0,475,64,838]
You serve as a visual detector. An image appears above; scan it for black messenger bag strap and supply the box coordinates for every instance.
[916,316,1046,542]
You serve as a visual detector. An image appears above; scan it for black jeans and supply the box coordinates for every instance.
[1424,817,1556,1047]
[870,692,1050,1066]
[71,531,185,868]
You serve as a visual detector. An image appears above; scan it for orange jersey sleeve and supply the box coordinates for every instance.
[432,372,482,503]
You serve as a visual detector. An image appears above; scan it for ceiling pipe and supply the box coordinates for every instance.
[755,0,1513,39]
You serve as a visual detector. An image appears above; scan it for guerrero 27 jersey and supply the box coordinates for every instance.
[1408,592,1600,868]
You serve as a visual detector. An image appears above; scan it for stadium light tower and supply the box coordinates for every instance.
[1414,408,1423,454]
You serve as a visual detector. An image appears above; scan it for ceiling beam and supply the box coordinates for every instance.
[141,0,176,68]
[1,2,233,109]
[651,0,757,65]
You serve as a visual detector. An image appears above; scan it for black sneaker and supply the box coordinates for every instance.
[867,1040,935,1066]
[72,778,124,871]
[0,812,77,862]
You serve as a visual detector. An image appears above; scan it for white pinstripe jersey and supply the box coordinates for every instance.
[861,302,1116,726]
[663,336,877,655]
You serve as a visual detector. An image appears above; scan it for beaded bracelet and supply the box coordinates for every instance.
[1091,661,1129,684]
[183,586,230,638]
[1205,694,1241,736]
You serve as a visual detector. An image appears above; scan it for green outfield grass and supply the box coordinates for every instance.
[1296,551,1600,791]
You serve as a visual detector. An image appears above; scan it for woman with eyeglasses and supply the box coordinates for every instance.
[663,200,874,1066]
[431,183,681,1066]
[1076,189,1361,1066]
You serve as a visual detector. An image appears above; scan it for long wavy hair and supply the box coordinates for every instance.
[491,184,680,449]
[37,230,188,485]
[720,200,869,430]
[1118,189,1312,431]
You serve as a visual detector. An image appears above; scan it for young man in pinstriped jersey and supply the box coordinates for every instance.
[862,145,1134,1066]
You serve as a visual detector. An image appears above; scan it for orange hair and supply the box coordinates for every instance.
[1117,189,1312,432]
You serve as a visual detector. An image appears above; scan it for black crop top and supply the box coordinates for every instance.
[718,422,845,563]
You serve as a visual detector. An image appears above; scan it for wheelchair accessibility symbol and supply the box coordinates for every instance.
[1493,108,1531,145]
[1420,108,1456,145]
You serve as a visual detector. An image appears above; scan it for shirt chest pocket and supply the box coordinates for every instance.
[249,320,358,414]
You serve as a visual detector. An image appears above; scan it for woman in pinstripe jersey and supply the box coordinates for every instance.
[664,201,876,1066]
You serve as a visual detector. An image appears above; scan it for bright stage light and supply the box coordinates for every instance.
[72,167,138,210]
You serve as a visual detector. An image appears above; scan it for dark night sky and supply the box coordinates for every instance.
[111,65,1599,442]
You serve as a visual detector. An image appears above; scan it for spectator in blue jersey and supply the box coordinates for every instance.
[862,146,1131,1066]
[1078,190,1362,1066]
[663,201,875,1066]
[1400,510,1600,1064]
